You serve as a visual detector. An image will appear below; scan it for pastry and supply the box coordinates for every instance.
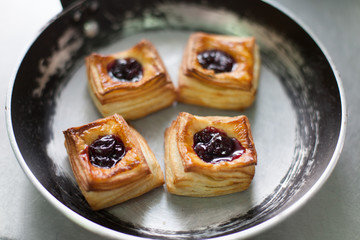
[63,114,164,210]
[164,112,257,197]
[177,32,260,110]
[86,39,176,120]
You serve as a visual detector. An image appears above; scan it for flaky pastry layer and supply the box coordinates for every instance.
[164,112,256,197]
[86,39,176,120]
[63,114,164,210]
[178,32,261,110]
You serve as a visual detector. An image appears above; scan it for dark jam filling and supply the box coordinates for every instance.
[88,135,126,169]
[107,58,143,82]
[197,50,235,73]
[193,126,245,163]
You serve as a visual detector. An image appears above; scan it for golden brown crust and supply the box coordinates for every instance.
[177,32,261,110]
[86,39,176,120]
[164,112,256,197]
[63,114,164,210]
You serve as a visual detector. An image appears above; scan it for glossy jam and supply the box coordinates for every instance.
[197,50,235,73]
[107,58,143,82]
[193,126,245,163]
[88,135,126,168]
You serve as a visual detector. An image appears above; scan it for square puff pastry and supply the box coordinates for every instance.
[164,112,257,197]
[86,39,176,120]
[63,114,164,210]
[178,32,261,110]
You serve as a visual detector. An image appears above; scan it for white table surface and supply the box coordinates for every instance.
[1,0,359,239]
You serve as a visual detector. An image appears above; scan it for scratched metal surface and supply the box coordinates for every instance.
[1,0,359,240]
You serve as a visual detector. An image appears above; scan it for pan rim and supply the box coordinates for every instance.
[5,0,347,239]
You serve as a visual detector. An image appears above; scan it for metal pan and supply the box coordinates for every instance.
[6,0,346,239]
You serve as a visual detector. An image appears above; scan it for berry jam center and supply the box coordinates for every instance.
[193,126,245,163]
[88,135,126,169]
[197,50,235,73]
[107,58,143,82]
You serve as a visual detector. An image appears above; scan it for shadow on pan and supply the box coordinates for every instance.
[6,0,345,239]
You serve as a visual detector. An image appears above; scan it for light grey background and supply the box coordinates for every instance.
[1,0,359,239]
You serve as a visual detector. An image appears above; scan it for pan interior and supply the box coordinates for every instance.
[47,29,296,235]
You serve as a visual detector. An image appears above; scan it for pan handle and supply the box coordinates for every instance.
[60,0,74,9]
[60,0,98,12]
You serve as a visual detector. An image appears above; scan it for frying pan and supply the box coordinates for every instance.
[6,0,346,239]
